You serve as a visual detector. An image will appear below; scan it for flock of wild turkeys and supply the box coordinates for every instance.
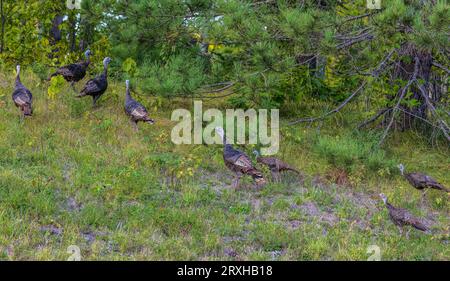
[214,127,448,237]
[9,51,449,238]
[13,50,153,130]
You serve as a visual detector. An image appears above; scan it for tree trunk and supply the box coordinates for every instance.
[69,13,77,52]
[50,15,63,44]
[49,14,64,60]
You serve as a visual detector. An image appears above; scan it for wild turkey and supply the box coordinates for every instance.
[253,150,301,182]
[379,193,429,237]
[215,127,266,189]
[49,49,91,91]
[78,57,111,106]
[12,65,33,119]
[398,164,449,199]
[124,80,154,131]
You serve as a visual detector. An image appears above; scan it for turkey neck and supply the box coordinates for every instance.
[125,87,132,103]
[83,56,91,67]
[102,63,108,77]
[15,72,22,88]
[384,201,396,212]
[222,136,234,152]
[224,143,234,155]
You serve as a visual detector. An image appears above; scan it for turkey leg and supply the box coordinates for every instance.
[232,176,242,189]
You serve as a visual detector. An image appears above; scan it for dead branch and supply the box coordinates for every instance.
[378,85,411,145]
[415,81,450,141]
[198,81,235,93]
[196,90,239,99]
[336,30,373,42]
[378,57,420,146]
[288,81,368,125]
[431,61,450,75]
[358,108,391,129]
[397,107,441,129]
[339,11,381,26]
[334,27,372,40]
[336,33,375,50]
[289,49,396,126]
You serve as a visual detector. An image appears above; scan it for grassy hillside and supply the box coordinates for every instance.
[0,71,448,260]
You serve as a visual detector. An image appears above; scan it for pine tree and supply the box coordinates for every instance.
[0,0,448,143]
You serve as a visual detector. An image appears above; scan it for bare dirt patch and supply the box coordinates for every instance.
[299,201,339,226]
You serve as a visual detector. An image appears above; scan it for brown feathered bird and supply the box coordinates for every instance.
[12,65,33,119]
[253,150,300,182]
[215,127,266,189]
[398,164,448,200]
[78,57,111,107]
[48,49,91,92]
[124,80,154,131]
[379,193,429,238]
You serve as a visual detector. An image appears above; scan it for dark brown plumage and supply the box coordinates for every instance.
[253,150,300,182]
[379,193,429,237]
[124,80,154,131]
[49,50,91,91]
[12,65,33,118]
[215,127,266,189]
[78,57,111,107]
[398,164,449,194]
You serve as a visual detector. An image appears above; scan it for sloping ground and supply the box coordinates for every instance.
[0,72,448,260]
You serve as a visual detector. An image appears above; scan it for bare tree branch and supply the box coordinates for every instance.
[289,49,397,126]
[336,33,375,49]
[378,57,420,146]
[339,11,381,26]
[198,81,235,93]
[358,108,391,129]
[288,81,368,125]
[196,90,239,99]
[415,81,450,141]
[431,61,450,75]
[397,107,441,129]
[335,27,372,40]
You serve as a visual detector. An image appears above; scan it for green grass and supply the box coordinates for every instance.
[0,71,448,260]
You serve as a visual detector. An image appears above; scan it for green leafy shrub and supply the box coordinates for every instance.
[47,76,66,100]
